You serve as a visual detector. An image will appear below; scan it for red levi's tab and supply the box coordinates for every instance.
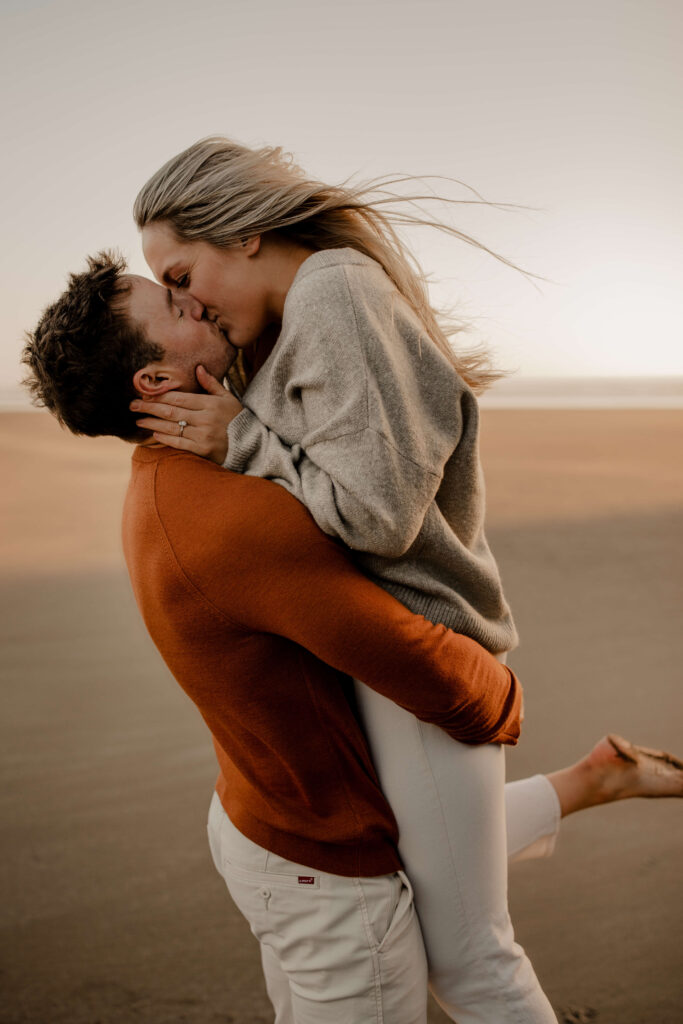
[298,876,315,885]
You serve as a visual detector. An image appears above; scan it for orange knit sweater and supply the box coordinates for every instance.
[122,446,522,876]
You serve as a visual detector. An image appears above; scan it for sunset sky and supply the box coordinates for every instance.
[2,0,681,395]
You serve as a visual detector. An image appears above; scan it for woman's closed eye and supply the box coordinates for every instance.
[175,273,190,289]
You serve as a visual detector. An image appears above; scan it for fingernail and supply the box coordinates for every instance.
[130,401,140,410]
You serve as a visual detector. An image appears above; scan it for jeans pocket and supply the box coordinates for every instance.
[375,871,416,955]
[357,872,407,952]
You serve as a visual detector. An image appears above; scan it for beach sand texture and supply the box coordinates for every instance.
[2,409,682,1024]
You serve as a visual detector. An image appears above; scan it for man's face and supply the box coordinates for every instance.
[125,275,237,392]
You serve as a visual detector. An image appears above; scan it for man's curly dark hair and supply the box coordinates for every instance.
[22,251,164,441]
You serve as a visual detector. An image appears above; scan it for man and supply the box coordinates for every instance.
[23,251,522,1023]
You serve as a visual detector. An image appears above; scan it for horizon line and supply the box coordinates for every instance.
[3,375,683,413]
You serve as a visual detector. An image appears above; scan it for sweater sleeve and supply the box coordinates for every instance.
[226,414,439,557]
[159,462,522,747]
[224,260,466,557]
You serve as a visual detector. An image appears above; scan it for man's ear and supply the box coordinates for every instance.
[132,365,184,399]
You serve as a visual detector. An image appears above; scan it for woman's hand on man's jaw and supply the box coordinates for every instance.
[130,365,243,465]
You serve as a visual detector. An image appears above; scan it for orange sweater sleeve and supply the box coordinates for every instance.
[156,456,522,746]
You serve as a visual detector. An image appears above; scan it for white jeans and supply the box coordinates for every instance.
[207,791,429,1023]
[353,681,559,1024]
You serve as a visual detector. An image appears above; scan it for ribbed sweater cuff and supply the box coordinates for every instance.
[379,579,518,655]
[224,407,260,472]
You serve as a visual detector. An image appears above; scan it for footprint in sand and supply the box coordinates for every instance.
[559,1009,598,1024]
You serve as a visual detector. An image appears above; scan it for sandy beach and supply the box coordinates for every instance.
[1,409,682,1024]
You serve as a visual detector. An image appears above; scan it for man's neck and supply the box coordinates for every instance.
[137,436,165,449]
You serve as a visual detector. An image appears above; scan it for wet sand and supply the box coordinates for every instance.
[1,409,682,1023]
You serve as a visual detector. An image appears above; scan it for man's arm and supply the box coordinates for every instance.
[157,457,522,746]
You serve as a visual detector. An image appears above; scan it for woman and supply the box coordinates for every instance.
[130,137,683,1023]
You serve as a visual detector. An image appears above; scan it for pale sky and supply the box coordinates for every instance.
[2,0,682,394]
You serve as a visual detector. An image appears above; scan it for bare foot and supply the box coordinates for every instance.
[580,734,683,802]
[547,735,683,816]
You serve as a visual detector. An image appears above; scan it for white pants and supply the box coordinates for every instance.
[207,791,430,1023]
[353,681,560,1024]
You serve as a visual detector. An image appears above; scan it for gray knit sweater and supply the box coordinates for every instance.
[225,248,518,655]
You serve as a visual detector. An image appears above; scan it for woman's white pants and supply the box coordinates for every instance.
[353,681,560,1024]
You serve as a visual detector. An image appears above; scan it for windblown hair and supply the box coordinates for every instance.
[134,137,519,393]
[22,251,163,441]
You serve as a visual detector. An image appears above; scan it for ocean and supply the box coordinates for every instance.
[2,377,683,412]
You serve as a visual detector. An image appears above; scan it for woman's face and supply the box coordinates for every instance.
[142,221,276,351]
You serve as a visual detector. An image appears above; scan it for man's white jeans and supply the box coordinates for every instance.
[207,791,429,1023]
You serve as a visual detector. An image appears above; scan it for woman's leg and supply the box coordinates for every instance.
[546,733,683,814]
[505,774,561,864]
[353,681,557,1024]
[507,734,683,863]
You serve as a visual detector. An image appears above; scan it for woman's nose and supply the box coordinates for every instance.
[175,293,206,321]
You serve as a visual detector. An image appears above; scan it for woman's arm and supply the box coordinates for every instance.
[225,414,443,557]
[224,258,468,556]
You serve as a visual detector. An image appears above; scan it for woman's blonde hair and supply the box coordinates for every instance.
[133,137,522,392]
